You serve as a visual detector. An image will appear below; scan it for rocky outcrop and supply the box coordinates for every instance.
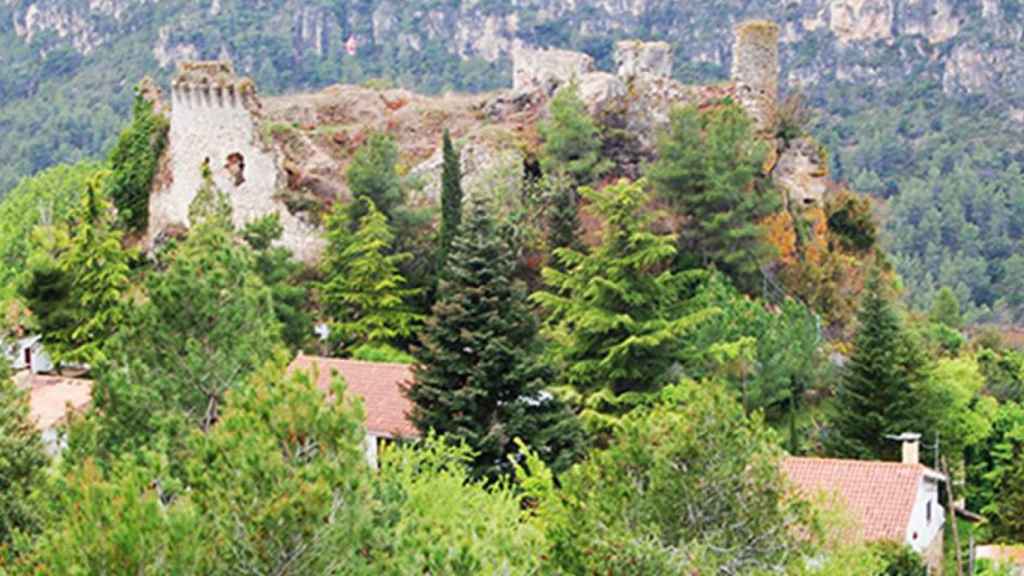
[614,40,673,80]
[513,47,594,95]
[144,21,835,261]
[773,137,829,209]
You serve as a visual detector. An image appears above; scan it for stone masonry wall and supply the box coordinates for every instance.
[732,20,780,133]
[148,62,324,261]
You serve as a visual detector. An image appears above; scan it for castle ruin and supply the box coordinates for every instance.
[145,20,826,261]
[731,20,780,134]
[148,61,323,260]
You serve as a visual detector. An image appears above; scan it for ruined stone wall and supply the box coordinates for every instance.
[614,40,673,80]
[148,61,324,261]
[732,20,779,133]
[512,47,594,95]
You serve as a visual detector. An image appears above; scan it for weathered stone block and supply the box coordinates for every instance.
[513,46,594,95]
[577,72,627,115]
[774,137,828,209]
[614,40,673,80]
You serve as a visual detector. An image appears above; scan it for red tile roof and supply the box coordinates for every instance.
[288,354,419,439]
[16,373,93,431]
[782,456,935,543]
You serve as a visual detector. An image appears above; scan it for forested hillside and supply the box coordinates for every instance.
[2,0,1023,320]
[5,6,1024,571]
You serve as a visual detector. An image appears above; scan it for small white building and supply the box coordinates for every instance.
[783,435,947,573]
[5,335,54,374]
[287,354,419,468]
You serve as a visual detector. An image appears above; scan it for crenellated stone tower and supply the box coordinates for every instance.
[731,20,779,134]
[148,61,322,260]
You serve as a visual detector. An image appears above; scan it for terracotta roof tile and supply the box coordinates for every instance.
[782,456,929,543]
[288,354,418,439]
[16,373,92,431]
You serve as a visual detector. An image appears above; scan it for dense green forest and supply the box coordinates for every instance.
[1,71,1023,573]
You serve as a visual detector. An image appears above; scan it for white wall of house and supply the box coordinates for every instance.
[363,432,380,470]
[7,337,53,374]
[905,475,945,554]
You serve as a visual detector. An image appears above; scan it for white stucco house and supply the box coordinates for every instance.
[287,354,419,468]
[783,435,947,573]
[5,335,54,374]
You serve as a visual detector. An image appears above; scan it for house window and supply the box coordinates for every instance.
[24,346,31,368]
[926,500,932,524]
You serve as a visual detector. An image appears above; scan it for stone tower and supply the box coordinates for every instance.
[148,61,322,260]
[731,20,779,134]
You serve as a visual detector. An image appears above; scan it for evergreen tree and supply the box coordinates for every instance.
[929,286,962,330]
[59,173,133,365]
[321,198,422,353]
[346,133,403,225]
[544,174,584,267]
[241,214,313,351]
[21,172,132,366]
[407,196,583,480]
[188,161,233,227]
[532,179,717,431]
[91,215,282,459]
[538,83,610,186]
[826,269,927,461]
[0,359,49,551]
[437,129,463,274]
[107,89,169,233]
[648,104,780,292]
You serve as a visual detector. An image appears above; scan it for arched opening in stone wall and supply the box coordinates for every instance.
[226,152,246,186]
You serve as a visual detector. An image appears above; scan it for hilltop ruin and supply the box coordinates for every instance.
[146,19,828,261]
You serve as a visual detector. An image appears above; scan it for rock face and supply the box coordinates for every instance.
[513,47,594,95]
[773,137,829,209]
[148,61,323,261]
[614,40,673,80]
[142,21,831,260]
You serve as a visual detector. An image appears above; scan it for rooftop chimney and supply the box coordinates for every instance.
[893,432,922,465]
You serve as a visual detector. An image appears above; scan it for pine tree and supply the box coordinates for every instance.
[532,179,718,429]
[929,286,962,330]
[60,173,133,365]
[407,196,583,480]
[21,172,132,366]
[346,132,403,225]
[538,83,610,186]
[826,269,927,461]
[321,198,422,352]
[0,359,49,550]
[544,174,584,267]
[242,214,313,351]
[437,129,463,274]
[647,104,780,292]
[92,215,282,459]
[188,161,233,227]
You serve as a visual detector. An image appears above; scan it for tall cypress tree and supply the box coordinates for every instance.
[826,269,927,461]
[406,196,583,480]
[438,129,463,274]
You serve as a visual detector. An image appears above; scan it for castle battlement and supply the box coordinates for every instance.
[171,82,259,111]
[170,60,259,111]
